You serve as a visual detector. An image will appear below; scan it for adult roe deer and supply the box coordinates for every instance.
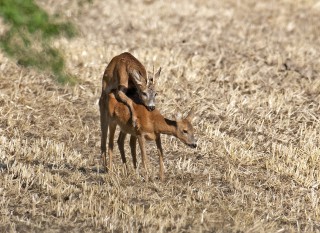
[106,90,197,181]
[99,52,161,168]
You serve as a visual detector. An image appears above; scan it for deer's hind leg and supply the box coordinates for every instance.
[99,94,108,170]
[117,131,128,170]
[129,136,137,169]
[108,123,116,172]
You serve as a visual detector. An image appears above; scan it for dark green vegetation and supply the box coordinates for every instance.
[0,0,77,84]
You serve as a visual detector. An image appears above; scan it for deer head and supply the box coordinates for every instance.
[132,67,161,111]
[175,108,197,148]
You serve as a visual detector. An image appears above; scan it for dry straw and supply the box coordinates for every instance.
[1,0,320,232]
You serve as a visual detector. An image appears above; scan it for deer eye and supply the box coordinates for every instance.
[183,129,188,134]
[142,92,147,97]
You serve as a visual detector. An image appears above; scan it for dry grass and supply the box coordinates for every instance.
[1,0,320,232]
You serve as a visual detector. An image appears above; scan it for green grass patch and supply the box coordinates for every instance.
[0,0,77,84]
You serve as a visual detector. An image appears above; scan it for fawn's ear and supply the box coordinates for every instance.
[175,112,182,121]
[185,107,195,121]
[132,70,143,85]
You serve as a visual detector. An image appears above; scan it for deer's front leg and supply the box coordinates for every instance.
[155,135,165,182]
[117,66,139,128]
[137,135,149,181]
[116,90,139,129]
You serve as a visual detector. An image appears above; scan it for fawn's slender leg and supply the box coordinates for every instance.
[117,131,128,170]
[155,135,165,182]
[99,94,108,169]
[129,136,137,169]
[137,135,149,181]
[108,124,116,172]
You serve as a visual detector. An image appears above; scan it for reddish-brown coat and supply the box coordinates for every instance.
[106,92,197,181]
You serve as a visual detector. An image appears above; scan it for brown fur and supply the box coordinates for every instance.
[101,52,147,93]
[99,52,160,164]
[106,92,197,181]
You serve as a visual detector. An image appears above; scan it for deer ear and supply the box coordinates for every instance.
[186,107,195,121]
[175,112,182,121]
[132,70,142,85]
[155,67,161,78]
[152,67,161,85]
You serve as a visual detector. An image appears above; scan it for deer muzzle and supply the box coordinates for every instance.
[146,105,155,111]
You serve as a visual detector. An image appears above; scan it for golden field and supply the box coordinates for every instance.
[1,0,320,232]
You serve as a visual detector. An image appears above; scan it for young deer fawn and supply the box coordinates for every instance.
[106,90,197,181]
[99,52,161,167]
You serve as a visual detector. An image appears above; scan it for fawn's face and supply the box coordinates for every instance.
[133,68,161,111]
[176,109,197,148]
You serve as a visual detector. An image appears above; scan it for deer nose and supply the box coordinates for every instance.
[188,142,197,148]
[147,106,155,111]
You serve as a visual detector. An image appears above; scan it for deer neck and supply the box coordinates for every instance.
[154,115,177,136]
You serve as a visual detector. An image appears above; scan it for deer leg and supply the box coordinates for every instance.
[99,95,108,170]
[129,136,137,169]
[108,124,116,173]
[116,65,138,128]
[137,135,148,181]
[117,131,128,170]
[116,90,139,129]
[156,135,165,182]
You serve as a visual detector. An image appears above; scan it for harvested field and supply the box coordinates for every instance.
[1,0,320,232]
